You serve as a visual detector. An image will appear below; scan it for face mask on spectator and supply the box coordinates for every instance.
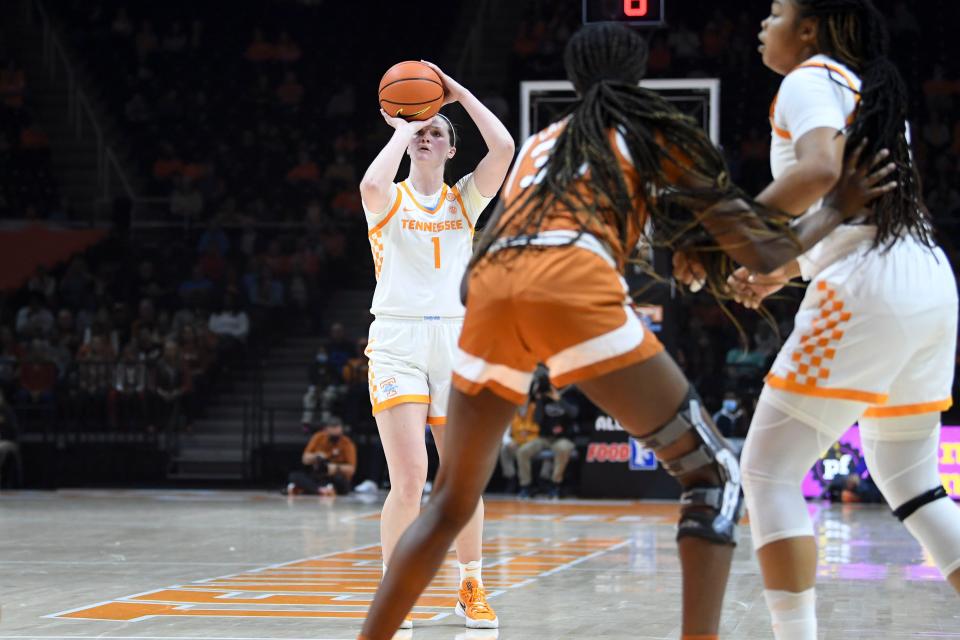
[722,399,739,413]
[328,434,340,444]
[316,353,328,363]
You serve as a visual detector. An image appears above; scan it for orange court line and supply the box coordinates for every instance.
[131,589,456,608]
[52,535,627,622]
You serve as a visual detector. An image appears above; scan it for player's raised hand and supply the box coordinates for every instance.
[824,138,898,219]
[419,60,465,106]
[380,109,424,133]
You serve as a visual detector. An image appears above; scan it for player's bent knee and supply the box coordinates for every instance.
[634,386,743,545]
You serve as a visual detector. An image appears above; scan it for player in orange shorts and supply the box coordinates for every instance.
[358,22,895,640]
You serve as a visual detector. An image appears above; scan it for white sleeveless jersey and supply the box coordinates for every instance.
[769,54,871,280]
[363,173,492,318]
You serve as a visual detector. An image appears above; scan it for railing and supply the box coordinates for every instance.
[29,0,136,215]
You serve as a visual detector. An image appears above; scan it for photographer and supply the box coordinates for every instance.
[286,416,356,496]
[515,370,578,499]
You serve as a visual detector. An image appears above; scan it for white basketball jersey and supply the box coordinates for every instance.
[363,173,492,318]
[769,54,869,280]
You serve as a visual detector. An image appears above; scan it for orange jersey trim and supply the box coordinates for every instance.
[426,415,447,426]
[769,61,861,141]
[452,372,528,406]
[400,181,448,215]
[863,398,953,419]
[765,374,888,404]
[371,393,430,415]
[367,188,403,237]
[551,341,663,389]
[451,186,474,234]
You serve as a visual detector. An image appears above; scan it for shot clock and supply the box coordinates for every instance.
[582,0,666,26]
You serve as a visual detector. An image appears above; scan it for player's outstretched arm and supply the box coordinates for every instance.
[420,60,515,198]
[359,111,423,214]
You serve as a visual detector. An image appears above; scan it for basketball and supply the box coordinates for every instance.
[378,61,444,122]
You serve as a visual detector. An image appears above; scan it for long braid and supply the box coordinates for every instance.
[473,23,796,295]
[796,0,933,248]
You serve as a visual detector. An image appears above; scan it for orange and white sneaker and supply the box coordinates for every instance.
[454,578,499,629]
[398,614,413,629]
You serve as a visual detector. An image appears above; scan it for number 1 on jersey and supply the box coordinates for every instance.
[432,236,441,269]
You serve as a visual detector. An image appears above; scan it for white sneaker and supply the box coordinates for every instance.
[398,615,413,629]
[355,479,378,494]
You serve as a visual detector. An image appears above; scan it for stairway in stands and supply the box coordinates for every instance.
[167,289,373,483]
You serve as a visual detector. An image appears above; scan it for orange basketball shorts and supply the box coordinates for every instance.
[452,240,663,404]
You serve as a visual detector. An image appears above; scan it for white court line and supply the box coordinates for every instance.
[45,542,381,620]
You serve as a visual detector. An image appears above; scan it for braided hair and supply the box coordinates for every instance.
[794,0,933,248]
[472,22,794,295]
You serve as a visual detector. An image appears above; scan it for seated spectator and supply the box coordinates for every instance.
[15,293,55,339]
[263,239,291,276]
[500,399,540,495]
[275,31,301,63]
[179,263,215,301]
[153,143,183,182]
[322,155,355,185]
[276,70,304,107]
[521,380,578,499]
[245,28,275,63]
[16,336,57,406]
[286,416,356,496]
[108,343,148,431]
[244,266,284,309]
[340,338,371,428]
[209,293,250,352]
[198,220,230,257]
[324,322,354,374]
[151,340,192,432]
[712,391,747,439]
[178,323,212,394]
[199,245,227,283]
[286,150,320,184]
[0,327,23,400]
[27,266,57,301]
[58,257,94,310]
[72,335,115,429]
[0,389,21,486]
[162,21,188,54]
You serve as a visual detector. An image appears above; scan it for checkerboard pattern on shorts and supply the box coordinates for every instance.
[786,281,852,388]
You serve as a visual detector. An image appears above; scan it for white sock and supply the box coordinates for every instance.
[382,562,388,578]
[763,588,817,640]
[459,560,482,585]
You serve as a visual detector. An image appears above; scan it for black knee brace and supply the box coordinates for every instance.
[893,486,949,522]
[637,387,744,545]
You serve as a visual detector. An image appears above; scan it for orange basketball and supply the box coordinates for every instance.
[378,61,444,122]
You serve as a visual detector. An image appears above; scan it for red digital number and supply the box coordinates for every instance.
[624,0,648,17]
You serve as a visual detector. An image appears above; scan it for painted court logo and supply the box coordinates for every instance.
[49,537,626,622]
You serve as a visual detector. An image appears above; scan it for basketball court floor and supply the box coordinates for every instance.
[1,490,957,639]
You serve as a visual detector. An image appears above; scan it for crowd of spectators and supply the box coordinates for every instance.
[0,219,337,456]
